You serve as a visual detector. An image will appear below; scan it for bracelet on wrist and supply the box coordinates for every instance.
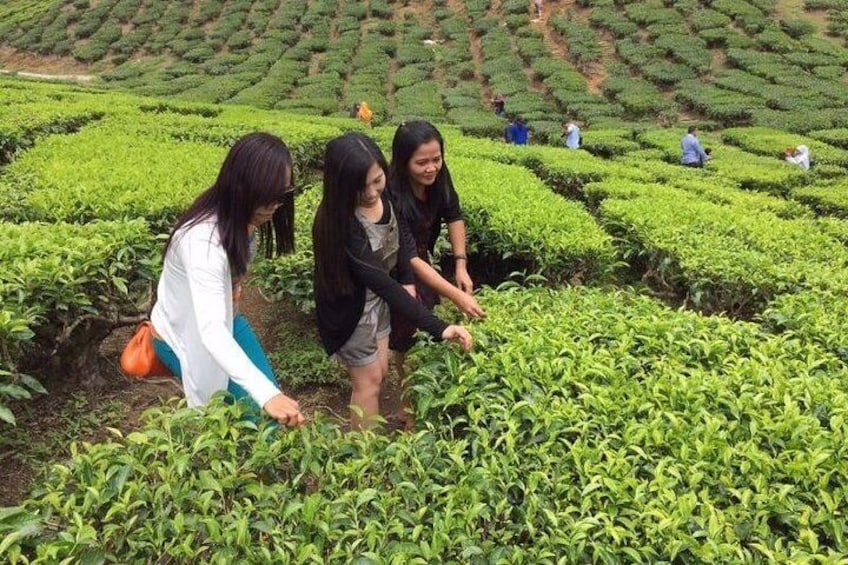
[453,253,468,262]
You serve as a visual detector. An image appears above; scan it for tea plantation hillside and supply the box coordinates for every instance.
[5,75,848,561]
[1,0,848,141]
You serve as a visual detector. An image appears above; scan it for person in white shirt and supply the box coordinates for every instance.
[150,132,304,427]
[784,145,810,171]
[563,120,581,149]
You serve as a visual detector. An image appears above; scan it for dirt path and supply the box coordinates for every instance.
[0,46,96,80]
[537,0,608,95]
[307,52,325,76]
[0,69,98,82]
[445,0,493,105]
[586,30,616,94]
[494,0,560,106]
[536,0,568,60]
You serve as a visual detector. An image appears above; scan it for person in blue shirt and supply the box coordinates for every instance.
[562,120,581,149]
[503,116,514,143]
[681,125,710,168]
[509,116,529,145]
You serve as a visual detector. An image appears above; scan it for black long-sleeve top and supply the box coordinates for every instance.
[388,170,464,259]
[315,194,448,355]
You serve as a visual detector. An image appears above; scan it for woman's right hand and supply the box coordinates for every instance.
[263,393,305,427]
[442,325,473,351]
[453,292,486,319]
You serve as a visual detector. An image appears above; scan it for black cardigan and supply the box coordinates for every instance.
[315,195,448,355]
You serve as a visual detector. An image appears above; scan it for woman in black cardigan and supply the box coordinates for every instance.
[312,132,472,430]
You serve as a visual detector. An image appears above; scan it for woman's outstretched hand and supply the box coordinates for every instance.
[453,292,486,319]
[264,393,305,427]
[442,325,473,351]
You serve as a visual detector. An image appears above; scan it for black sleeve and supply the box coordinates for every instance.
[440,174,464,225]
[346,229,448,340]
[395,209,417,285]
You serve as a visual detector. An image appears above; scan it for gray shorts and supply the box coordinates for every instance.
[334,298,391,367]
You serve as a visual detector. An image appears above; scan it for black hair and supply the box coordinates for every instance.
[387,120,457,230]
[687,125,697,134]
[313,132,388,296]
[165,132,294,277]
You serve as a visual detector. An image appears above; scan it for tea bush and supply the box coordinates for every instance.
[12,287,848,561]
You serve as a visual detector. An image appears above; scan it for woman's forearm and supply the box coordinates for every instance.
[447,220,467,257]
[411,257,464,302]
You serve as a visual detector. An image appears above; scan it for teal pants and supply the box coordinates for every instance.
[152,314,277,413]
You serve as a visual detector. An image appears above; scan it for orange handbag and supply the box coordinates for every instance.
[120,321,173,378]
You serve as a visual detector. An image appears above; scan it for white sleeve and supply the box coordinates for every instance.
[179,232,281,409]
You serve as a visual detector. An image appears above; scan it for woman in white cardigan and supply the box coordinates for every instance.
[151,132,304,427]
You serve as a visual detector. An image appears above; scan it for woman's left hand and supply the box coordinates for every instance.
[455,267,474,295]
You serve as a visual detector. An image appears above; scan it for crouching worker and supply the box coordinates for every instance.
[681,125,710,168]
[312,132,473,430]
[150,132,304,427]
[785,145,810,171]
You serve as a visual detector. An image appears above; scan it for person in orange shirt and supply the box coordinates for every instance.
[356,101,373,127]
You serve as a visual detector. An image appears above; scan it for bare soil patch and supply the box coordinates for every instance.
[0,46,93,76]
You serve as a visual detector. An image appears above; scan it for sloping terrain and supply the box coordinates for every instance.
[0,0,846,140]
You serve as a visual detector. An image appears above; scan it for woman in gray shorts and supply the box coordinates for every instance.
[312,133,473,430]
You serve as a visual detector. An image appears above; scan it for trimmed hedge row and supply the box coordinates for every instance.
[12,286,848,561]
[593,179,848,314]
[0,117,225,226]
[722,127,848,168]
[0,218,158,383]
[792,181,848,219]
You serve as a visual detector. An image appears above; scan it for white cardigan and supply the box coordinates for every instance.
[151,217,281,409]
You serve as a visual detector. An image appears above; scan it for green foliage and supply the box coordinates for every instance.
[550,16,602,65]
[589,7,639,37]
[0,117,224,225]
[0,219,159,377]
[604,76,675,119]
[6,50,848,560]
[762,290,848,361]
[452,156,616,283]
[0,0,842,135]
[14,286,848,561]
[792,180,848,218]
[808,128,848,150]
[691,8,732,30]
[580,129,641,157]
[593,174,848,314]
[722,127,848,168]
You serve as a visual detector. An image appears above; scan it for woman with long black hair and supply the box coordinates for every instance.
[386,121,485,425]
[150,132,304,427]
[313,132,472,430]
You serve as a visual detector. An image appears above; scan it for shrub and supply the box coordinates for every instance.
[0,219,159,379]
